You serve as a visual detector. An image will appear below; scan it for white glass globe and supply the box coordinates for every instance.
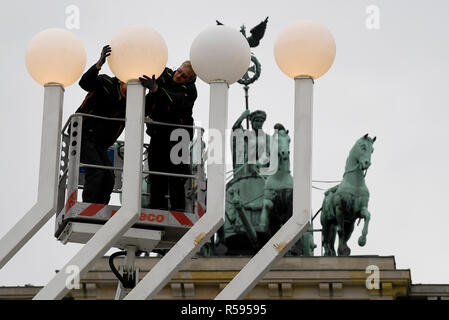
[190,25,251,84]
[25,28,86,87]
[274,20,336,79]
[108,25,168,83]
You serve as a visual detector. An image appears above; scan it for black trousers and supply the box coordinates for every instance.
[81,139,115,204]
[147,130,190,211]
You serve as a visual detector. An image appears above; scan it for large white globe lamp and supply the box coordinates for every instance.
[274,20,336,79]
[25,28,86,87]
[108,25,168,83]
[190,25,250,84]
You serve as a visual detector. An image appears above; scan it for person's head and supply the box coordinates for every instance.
[173,61,196,84]
[249,110,267,131]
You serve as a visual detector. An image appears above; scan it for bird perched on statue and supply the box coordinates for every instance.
[216,17,269,48]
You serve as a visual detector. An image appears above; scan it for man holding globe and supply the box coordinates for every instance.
[76,45,127,204]
[139,62,197,211]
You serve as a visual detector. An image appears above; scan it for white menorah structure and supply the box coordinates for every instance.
[0,21,335,300]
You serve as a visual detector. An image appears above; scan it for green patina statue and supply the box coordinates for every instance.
[217,110,271,255]
[231,109,270,178]
[217,123,316,256]
[320,134,376,256]
[259,126,315,256]
[259,126,292,234]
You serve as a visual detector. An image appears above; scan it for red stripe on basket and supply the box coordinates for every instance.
[65,191,77,213]
[197,202,205,218]
[80,204,106,217]
[170,211,194,226]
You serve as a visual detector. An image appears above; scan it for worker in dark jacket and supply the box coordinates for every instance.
[139,61,197,211]
[76,45,127,204]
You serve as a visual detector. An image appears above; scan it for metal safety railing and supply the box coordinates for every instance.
[57,112,206,216]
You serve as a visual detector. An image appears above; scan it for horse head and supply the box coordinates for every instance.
[350,134,376,171]
[274,123,290,161]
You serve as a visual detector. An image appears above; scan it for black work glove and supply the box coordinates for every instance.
[139,75,159,93]
[96,45,111,68]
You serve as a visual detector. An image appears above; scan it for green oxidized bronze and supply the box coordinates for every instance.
[321,134,376,256]
[231,109,270,178]
[258,126,315,256]
[216,122,316,256]
[218,111,270,255]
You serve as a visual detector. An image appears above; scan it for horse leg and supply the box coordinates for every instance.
[301,230,315,256]
[321,222,331,256]
[320,207,333,256]
[260,198,272,233]
[328,225,337,256]
[358,207,371,246]
[260,187,275,234]
[321,215,337,256]
[335,201,348,256]
[341,221,355,256]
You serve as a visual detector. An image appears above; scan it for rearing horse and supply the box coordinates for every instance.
[321,134,376,256]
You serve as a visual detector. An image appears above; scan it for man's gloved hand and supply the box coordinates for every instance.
[96,45,111,69]
[139,75,159,93]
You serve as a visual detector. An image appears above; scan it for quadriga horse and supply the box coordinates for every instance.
[260,124,315,256]
[260,125,293,234]
[321,134,376,256]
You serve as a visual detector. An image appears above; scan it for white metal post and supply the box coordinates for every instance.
[292,76,314,219]
[124,80,228,300]
[34,81,145,299]
[215,76,313,300]
[0,84,64,269]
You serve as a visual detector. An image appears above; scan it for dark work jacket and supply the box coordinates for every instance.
[145,67,197,138]
[76,65,126,149]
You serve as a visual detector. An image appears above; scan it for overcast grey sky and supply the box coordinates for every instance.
[1,0,449,287]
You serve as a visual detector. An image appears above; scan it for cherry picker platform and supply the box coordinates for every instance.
[54,113,206,253]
